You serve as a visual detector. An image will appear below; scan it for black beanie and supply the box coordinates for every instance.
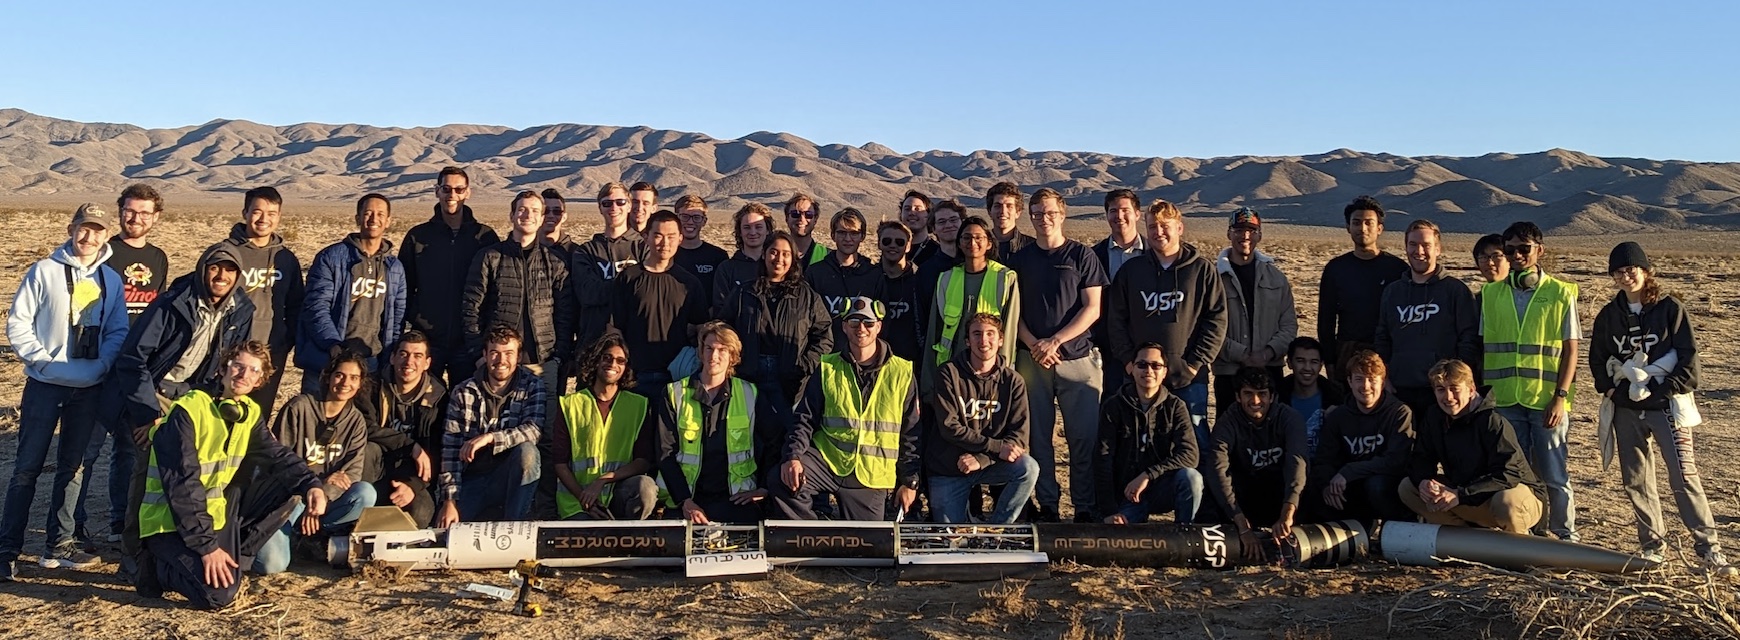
[1608,242,1650,274]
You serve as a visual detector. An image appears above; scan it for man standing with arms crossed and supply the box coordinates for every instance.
[1008,187,1108,523]
[400,167,500,385]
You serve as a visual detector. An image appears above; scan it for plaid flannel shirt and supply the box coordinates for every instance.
[440,367,547,499]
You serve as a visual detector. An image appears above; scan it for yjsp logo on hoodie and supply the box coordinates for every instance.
[1396,303,1441,325]
[241,267,282,292]
[886,300,911,319]
[351,277,389,299]
[1344,434,1384,456]
[825,295,847,316]
[596,258,638,280]
[1613,333,1660,354]
[1246,446,1283,469]
[300,439,347,467]
[1141,290,1185,313]
[958,398,1002,420]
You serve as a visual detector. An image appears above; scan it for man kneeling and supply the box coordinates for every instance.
[137,342,326,609]
[926,313,1038,524]
[1309,350,1414,523]
[1097,343,1203,525]
[552,334,659,521]
[1399,359,1544,533]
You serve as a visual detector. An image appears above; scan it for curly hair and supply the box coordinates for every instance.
[577,333,635,391]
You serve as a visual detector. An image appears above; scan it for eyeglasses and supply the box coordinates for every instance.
[1478,251,1507,263]
[438,185,469,193]
[601,355,628,366]
[845,318,880,327]
[787,210,818,220]
[880,237,908,247]
[600,199,628,208]
[834,229,864,239]
[1503,243,1537,256]
[229,361,264,376]
[1132,361,1165,371]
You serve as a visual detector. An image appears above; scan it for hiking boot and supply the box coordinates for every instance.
[39,543,102,570]
[1700,551,1738,577]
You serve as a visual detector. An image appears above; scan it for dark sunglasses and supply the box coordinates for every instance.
[787,210,818,219]
[880,237,908,247]
[1133,361,1165,371]
[1503,243,1537,256]
[600,199,628,207]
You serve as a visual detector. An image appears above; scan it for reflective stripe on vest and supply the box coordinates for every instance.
[655,378,759,505]
[1481,275,1578,410]
[556,389,649,519]
[933,262,1013,366]
[139,390,262,538]
[814,353,913,489]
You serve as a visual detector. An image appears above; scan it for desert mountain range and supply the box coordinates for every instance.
[4,108,1739,234]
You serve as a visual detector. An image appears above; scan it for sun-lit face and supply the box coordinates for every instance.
[699,334,734,377]
[391,341,431,386]
[1238,386,1272,422]
[595,345,627,386]
[1106,197,1138,240]
[204,262,239,300]
[628,188,657,231]
[1128,347,1166,393]
[242,197,280,239]
[598,187,629,229]
[831,223,864,257]
[764,237,795,281]
[932,207,962,244]
[357,197,391,240]
[327,361,364,402]
[677,207,706,241]
[1228,225,1260,258]
[959,225,991,261]
[1406,229,1440,275]
[878,230,909,263]
[1029,197,1065,239]
[646,218,682,263]
[845,315,881,349]
[1289,348,1322,387]
[437,175,469,213]
[739,212,769,250]
[1347,209,1382,250]
[785,199,818,237]
[119,197,159,240]
[1148,214,1183,256]
[484,338,521,383]
[966,319,1001,363]
[989,195,1022,233]
[224,352,266,397]
[511,196,543,238]
[1612,265,1647,296]
[1504,237,1542,272]
[67,222,109,259]
[540,197,567,237]
[1433,379,1476,417]
[899,197,930,234]
[1476,245,1510,283]
[1349,372,1383,410]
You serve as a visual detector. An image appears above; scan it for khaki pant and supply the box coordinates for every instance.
[1397,477,1542,534]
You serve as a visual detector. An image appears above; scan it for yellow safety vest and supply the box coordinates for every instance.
[814,353,913,489]
[556,389,649,518]
[658,378,758,506]
[933,262,1014,365]
[803,241,829,266]
[1482,274,1578,410]
[139,390,260,538]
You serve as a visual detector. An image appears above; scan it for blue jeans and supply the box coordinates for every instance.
[0,379,101,559]
[1176,378,1210,461]
[1498,405,1574,539]
[253,481,377,574]
[75,416,136,536]
[928,455,1040,524]
[1113,468,1204,525]
[456,442,541,522]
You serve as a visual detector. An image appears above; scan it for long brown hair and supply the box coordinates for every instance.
[1638,269,1665,306]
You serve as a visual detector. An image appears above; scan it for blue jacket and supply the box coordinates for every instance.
[103,246,256,431]
[296,235,407,373]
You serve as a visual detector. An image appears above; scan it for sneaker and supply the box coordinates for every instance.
[0,559,14,582]
[1072,512,1098,524]
[39,543,102,570]
[1700,551,1738,577]
[1640,547,1666,565]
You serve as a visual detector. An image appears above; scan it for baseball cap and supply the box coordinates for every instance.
[71,203,114,232]
[839,297,885,323]
[1228,207,1261,230]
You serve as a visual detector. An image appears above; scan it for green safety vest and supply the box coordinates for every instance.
[658,377,758,506]
[814,353,913,489]
[1481,274,1579,410]
[932,262,1014,366]
[139,390,261,538]
[556,389,649,518]
[803,241,829,266]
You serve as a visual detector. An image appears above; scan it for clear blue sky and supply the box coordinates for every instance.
[7,1,1738,162]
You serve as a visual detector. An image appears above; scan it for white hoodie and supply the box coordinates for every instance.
[6,241,129,387]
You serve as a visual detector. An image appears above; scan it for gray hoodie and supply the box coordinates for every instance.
[6,241,129,387]
[215,223,305,355]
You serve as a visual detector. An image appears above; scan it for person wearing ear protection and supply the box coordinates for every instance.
[136,341,326,610]
[1480,221,1580,542]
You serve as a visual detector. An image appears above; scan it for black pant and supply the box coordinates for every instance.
[768,448,891,521]
[1303,474,1414,525]
[140,486,298,609]
[1394,387,1436,431]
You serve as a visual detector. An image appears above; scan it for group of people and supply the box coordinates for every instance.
[2,170,1730,610]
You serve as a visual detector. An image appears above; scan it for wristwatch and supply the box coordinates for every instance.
[1553,389,1569,399]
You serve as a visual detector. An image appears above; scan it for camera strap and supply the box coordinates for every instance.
[62,263,107,329]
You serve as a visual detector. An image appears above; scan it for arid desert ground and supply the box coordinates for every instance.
[1,198,1738,639]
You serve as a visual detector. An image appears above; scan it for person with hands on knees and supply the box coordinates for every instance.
[1096,343,1203,525]
[136,342,326,609]
[1205,367,1307,561]
[925,313,1038,524]
[771,298,924,521]
[435,326,546,527]
[1399,359,1544,534]
[1308,350,1414,524]
[551,334,659,521]
[252,351,375,574]
[652,322,783,524]
[355,331,444,527]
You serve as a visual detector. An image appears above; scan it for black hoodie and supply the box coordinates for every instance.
[925,353,1031,478]
[399,205,500,349]
[1106,243,1228,388]
[1207,402,1307,519]
[1310,391,1413,486]
[1095,383,1197,513]
[1407,389,1545,506]
[215,223,305,356]
[1589,292,1699,411]
[1374,265,1479,390]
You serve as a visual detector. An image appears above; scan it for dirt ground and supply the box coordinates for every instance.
[1,198,1738,639]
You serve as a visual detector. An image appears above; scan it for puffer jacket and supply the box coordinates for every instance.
[715,276,833,399]
[461,238,576,366]
[297,234,407,372]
